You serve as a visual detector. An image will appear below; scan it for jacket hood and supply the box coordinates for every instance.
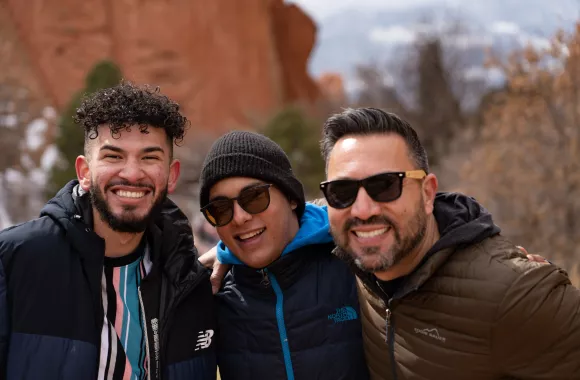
[428,192,500,255]
[40,180,84,224]
[217,203,333,266]
[40,180,202,284]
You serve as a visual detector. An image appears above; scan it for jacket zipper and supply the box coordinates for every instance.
[138,287,153,380]
[260,269,270,286]
[385,303,397,380]
[159,270,209,370]
[376,280,398,380]
[264,268,295,380]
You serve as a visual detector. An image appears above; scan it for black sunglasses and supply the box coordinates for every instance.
[200,184,272,227]
[319,170,427,209]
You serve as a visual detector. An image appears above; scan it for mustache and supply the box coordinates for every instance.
[104,180,154,192]
[343,215,394,232]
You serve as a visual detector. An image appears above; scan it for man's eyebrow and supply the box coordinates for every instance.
[99,145,165,154]
[100,145,123,153]
[142,146,165,154]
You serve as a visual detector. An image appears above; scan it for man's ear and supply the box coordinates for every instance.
[290,201,297,211]
[167,159,181,194]
[422,173,438,215]
[75,155,91,191]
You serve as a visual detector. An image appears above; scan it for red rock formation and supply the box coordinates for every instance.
[0,0,50,111]
[318,72,348,106]
[270,0,320,105]
[0,0,55,167]
[2,0,321,139]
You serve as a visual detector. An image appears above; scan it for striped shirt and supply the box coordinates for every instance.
[98,239,153,380]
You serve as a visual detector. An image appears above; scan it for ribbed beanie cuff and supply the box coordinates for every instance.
[199,131,305,218]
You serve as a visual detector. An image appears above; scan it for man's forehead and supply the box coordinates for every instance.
[91,125,168,145]
[328,134,412,177]
[210,177,265,199]
[84,126,171,161]
[332,134,408,159]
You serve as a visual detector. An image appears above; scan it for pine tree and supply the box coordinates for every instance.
[46,60,122,197]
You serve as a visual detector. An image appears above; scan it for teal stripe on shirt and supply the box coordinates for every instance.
[118,257,146,379]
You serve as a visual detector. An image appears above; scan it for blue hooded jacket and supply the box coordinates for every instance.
[215,204,369,380]
[216,203,334,264]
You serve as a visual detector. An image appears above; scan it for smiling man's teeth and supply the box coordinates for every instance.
[239,228,265,241]
[354,228,388,238]
[117,190,145,198]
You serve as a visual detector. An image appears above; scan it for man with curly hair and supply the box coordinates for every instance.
[0,82,217,380]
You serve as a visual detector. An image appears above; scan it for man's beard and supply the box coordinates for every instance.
[332,197,428,274]
[90,181,168,233]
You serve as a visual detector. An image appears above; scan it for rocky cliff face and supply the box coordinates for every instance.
[318,73,347,106]
[2,0,320,138]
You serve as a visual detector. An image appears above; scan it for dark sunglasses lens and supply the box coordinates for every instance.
[324,181,359,208]
[238,186,271,214]
[365,173,402,202]
[204,199,234,227]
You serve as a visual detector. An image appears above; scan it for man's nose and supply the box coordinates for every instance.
[117,159,146,183]
[231,201,252,226]
[350,187,381,221]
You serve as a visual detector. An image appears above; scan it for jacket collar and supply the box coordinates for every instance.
[351,247,456,302]
[218,203,333,291]
[40,180,204,283]
[230,242,334,291]
[217,203,333,265]
[337,192,501,302]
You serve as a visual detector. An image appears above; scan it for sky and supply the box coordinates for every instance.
[287,0,456,21]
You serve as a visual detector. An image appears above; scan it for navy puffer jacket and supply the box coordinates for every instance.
[215,204,369,380]
[0,180,217,380]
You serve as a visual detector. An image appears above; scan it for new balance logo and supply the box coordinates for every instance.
[328,306,358,323]
[195,329,214,351]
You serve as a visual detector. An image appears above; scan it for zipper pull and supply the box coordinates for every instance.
[385,308,391,342]
[260,269,270,287]
[385,307,397,378]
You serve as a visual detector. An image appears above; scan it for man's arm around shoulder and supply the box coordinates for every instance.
[492,261,580,378]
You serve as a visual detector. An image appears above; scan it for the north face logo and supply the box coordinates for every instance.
[328,306,358,323]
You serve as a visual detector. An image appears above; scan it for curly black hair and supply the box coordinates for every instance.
[74,81,189,157]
